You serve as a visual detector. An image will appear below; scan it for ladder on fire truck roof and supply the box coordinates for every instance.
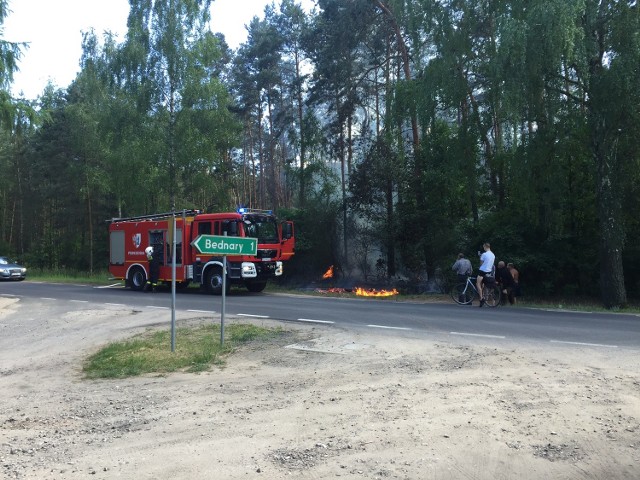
[108,209,201,223]
[108,207,277,224]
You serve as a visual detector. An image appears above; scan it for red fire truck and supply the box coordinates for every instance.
[108,208,295,294]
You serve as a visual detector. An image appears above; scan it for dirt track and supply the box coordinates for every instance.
[1,296,639,479]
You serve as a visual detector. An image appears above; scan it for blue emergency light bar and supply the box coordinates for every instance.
[237,207,273,215]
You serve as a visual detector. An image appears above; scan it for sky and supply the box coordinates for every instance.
[4,0,313,100]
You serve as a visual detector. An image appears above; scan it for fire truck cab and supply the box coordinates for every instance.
[108,208,295,294]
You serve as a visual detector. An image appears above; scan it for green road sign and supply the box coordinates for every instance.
[192,235,258,256]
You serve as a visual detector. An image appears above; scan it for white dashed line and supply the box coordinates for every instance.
[95,284,122,289]
[450,332,506,339]
[40,297,56,301]
[236,313,270,318]
[147,306,169,310]
[105,303,126,307]
[70,300,88,303]
[297,318,335,324]
[367,325,412,331]
[550,340,618,348]
[187,309,215,313]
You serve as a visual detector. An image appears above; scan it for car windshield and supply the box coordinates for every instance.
[0,257,9,265]
[242,215,279,244]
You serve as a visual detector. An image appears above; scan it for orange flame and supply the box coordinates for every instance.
[354,287,399,297]
[322,265,334,279]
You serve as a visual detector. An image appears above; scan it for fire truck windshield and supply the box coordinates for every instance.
[242,215,279,243]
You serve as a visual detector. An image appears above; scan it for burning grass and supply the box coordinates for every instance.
[354,287,399,297]
[317,265,399,297]
[315,286,399,298]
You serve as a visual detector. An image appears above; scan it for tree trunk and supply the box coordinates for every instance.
[85,170,94,275]
[267,94,278,209]
[594,127,627,308]
[588,2,627,309]
[257,105,265,207]
[169,75,177,212]
[386,173,395,277]
[375,0,419,151]
[337,91,348,270]
[295,46,306,206]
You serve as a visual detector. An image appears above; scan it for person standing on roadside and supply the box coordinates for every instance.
[476,243,495,307]
[145,246,160,292]
[452,253,473,283]
[495,261,516,305]
[507,262,521,301]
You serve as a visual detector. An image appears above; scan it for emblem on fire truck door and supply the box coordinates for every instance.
[132,233,141,248]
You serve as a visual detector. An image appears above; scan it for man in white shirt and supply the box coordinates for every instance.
[476,243,495,307]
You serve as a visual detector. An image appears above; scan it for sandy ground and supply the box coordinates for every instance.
[1,295,639,480]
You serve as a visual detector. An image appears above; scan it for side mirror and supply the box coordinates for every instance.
[282,222,293,240]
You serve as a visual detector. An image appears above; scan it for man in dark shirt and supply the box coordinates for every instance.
[495,261,516,305]
[452,253,473,283]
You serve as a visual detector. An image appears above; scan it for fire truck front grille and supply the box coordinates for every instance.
[256,262,277,276]
[257,249,277,259]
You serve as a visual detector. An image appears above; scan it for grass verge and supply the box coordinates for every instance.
[83,323,285,379]
[29,269,112,285]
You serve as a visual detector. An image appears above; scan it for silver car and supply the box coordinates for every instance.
[0,256,27,281]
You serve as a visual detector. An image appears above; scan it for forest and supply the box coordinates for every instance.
[0,0,639,308]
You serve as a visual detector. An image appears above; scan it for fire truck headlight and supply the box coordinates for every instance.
[275,261,283,276]
[241,262,257,278]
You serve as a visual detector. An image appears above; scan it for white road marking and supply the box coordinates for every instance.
[236,313,269,318]
[297,318,335,324]
[70,300,88,303]
[367,324,411,331]
[450,332,506,339]
[147,306,169,310]
[40,297,56,301]
[187,309,215,313]
[550,340,618,348]
[105,303,126,307]
[96,283,122,289]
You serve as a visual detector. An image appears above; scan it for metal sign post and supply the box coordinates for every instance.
[171,211,177,352]
[191,233,257,346]
[221,251,226,346]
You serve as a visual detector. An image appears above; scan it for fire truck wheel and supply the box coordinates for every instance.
[245,281,267,293]
[204,267,230,295]
[128,266,147,291]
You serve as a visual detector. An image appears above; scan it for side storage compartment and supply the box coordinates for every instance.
[110,230,125,266]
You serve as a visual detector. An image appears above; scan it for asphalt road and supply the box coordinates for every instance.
[2,280,640,351]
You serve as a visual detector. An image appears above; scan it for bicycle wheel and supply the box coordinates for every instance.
[483,283,502,307]
[451,283,474,305]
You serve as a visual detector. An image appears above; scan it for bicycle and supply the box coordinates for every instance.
[450,275,501,307]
